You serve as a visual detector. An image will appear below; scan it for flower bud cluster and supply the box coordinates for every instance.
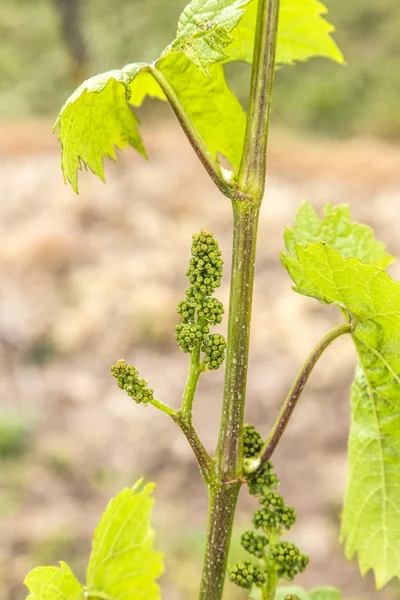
[271,542,309,580]
[240,531,268,558]
[247,464,279,497]
[176,230,226,370]
[228,560,266,589]
[111,359,154,405]
[254,492,296,533]
[201,333,226,370]
[175,323,209,353]
[229,426,308,594]
[187,230,223,297]
[243,424,263,458]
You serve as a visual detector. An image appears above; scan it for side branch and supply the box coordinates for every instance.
[174,413,216,485]
[246,323,352,474]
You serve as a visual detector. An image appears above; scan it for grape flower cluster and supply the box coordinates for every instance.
[175,230,226,370]
[110,359,154,405]
[228,425,308,596]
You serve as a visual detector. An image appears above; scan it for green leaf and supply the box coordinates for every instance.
[227,0,344,66]
[169,0,251,75]
[342,367,400,589]
[54,63,151,192]
[284,202,394,268]
[129,71,166,107]
[24,482,163,600]
[86,482,163,600]
[55,51,245,191]
[282,241,400,588]
[309,587,342,600]
[157,52,246,172]
[24,562,84,600]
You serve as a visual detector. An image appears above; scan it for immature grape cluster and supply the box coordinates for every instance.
[254,492,297,532]
[110,359,154,405]
[272,542,309,580]
[243,424,263,458]
[240,531,269,558]
[201,333,226,370]
[187,230,223,296]
[175,323,209,353]
[175,230,226,370]
[228,560,266,589]
[229,425,309,596]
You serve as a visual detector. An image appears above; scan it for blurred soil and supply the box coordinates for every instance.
[1,119,400,600]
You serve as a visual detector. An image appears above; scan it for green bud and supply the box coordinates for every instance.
[271,542,309,581]
[243,424,263,458]
[228,560,266,589]
[247,462,279,497]
[201,333,226,370]
[186,230,223,298]
[241,530,268,558]
[175,323,209,353]
[196,296,224,324]
[111,359,154,405]
[253,492,296,533]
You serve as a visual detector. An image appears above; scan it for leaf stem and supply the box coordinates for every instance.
[247,323,352,474]
[238,0,280,200]
[150,65,234,199]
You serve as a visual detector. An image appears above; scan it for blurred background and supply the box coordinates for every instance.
[1,1,400,599]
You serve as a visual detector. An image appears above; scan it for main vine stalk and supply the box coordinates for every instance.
[198,1,280,599]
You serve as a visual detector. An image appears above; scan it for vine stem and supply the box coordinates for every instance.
[247,323,352,474]
[199,1,280,599]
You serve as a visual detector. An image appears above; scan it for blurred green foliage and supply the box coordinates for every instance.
[0,411,34,459]
[1,0,400,138]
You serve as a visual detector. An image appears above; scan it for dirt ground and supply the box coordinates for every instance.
[1,119,400,600]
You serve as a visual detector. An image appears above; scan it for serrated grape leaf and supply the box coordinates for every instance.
[86,482,163,600]
[54,63,150,192]
[157,52,246,172]
[129,71,167,107]
[24,561,84,600]
[24,483,163,600]
[284,202,394,268]
[169,0,251,75]
[309,587,342,600]
[55,51,246,192]
[227,0,344,66]
[282,242,400,588]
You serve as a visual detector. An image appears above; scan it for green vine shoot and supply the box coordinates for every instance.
[23,2,400,600]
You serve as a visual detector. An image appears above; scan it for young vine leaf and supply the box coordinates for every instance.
[225,0,344,66]
[282,206,400,588]
[54,63,150,192]
[168,0,251,75]
[25,562,83,600]
[25,481,163,600]
[55,0,342,192]
[55,53,245,191]
[284,201,394,268]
